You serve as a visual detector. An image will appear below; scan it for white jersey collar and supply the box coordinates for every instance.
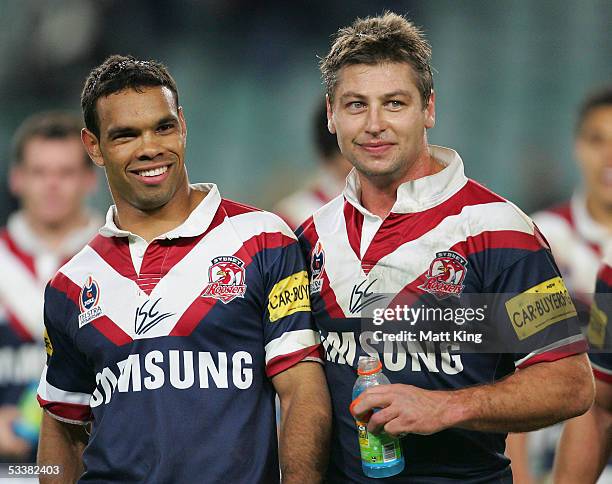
[7,210,102,258]
[99,183,222,239]
[343,145,468,216]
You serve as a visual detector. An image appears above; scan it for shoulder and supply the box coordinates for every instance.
[450,181,547,286]
[530,202,580,263]
[273,189,326,230]
[0,226,26,254]
[456,179,535,234]
[0,227,15,254]
[221,197,297,241]
[532,201,573,222]
[295,194,344,242]
[48,238,99,297]
[306,194,345,231]
[531,201,574,239]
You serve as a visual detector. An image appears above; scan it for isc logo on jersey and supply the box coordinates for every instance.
[310,241,325,294]
[201,256,247,303]
[78,275,104,327]
[419,251,468,299]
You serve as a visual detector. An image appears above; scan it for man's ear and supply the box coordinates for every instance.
[424,90,436,129]
[8,165,23,197]
[326,94,336,134]
[81,128,105,167]
[178,106,187,143]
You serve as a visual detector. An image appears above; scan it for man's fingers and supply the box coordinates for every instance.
[367,406,398,434]
[383,417,407,438]
[349,396,367,421]
[349,391,392,420]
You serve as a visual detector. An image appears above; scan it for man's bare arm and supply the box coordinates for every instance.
[38,411,88,483]
[504,433,536,484]
[273,361,331,484]
[553,378,612,484]
[352,354,594,436]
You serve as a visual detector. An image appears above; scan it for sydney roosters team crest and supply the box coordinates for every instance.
[201,256,247,304]
[419,251,467,299]
[310,241,325,294]
[78,276,103,327]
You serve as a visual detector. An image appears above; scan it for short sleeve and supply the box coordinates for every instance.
[588,262,612,382]
[485,248,587,369]
[262,239,323,378]
[37,283,95,424]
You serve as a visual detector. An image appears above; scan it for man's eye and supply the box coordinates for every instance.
[112,133,135,141]
[158,123,175,132]
[347,102,365,110]
[585,133,604,145]
[387,100,404,109]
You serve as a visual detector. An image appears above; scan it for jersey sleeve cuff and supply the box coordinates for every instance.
[38,397,92,425]
[37,366,93,424]
[590,362,612,383]
[266,344,324,378]
[515,335,588,369]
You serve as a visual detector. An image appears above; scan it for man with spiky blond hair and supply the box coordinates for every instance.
[297,12,594,482]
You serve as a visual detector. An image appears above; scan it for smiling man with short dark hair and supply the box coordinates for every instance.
[36,55,331,483]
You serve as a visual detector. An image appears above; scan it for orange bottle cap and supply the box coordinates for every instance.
[357,360,382,375]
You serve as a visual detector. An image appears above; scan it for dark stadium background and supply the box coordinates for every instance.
[0,0,610,222]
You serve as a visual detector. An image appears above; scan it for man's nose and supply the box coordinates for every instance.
[136,132,164,160]
[364,105,386,136]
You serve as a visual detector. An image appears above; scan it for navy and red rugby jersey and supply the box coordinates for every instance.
[296,146,586,483]
[37,184,322,483]
[0,211,99,406]
[588,257,612,382]
[532,193,609,323]
[532,193,608,298]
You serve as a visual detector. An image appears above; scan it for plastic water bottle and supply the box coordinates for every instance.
[352,355,405,478]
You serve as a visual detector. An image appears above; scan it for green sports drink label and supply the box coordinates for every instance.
[356,420,402,465]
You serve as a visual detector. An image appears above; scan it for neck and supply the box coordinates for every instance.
[585,193,612,230]
[359,147,444,219]
[24,211,90,253]
[114,185,206,242]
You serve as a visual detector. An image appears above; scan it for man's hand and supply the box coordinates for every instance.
[0,405,31,459]
[350,384,457,436]
[350,354,593,436]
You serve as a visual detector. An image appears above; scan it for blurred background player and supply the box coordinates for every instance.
[507,86,612,482]
[532,86,612,318]
[554,255,612,483]
[0,112,99,462]
[274,99,352,229]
